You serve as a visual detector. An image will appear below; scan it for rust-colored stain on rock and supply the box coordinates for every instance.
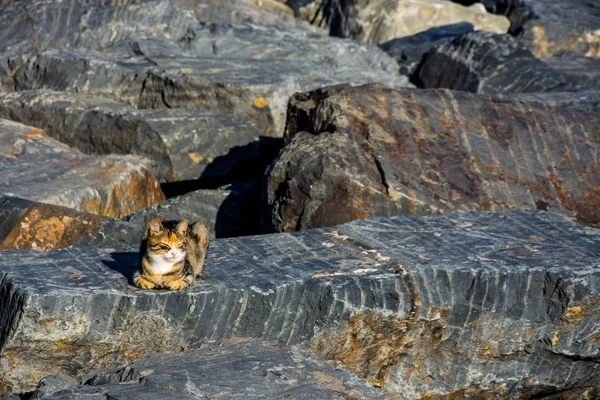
[253,96,269,109]
[0,205,105,251]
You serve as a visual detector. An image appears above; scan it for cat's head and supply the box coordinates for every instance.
[145,218,189,264]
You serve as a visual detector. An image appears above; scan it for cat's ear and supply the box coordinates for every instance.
[148,218,164,236]
[176,219,189,235]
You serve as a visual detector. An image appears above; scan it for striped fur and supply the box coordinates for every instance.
[134,218,210,291]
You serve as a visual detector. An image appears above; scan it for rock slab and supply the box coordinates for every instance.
[1,0,408,138]
[413,30,566,94]
[33,340,386,399]
[0,119,164,218]
[2,211,600,398]
[263,83,600,232]
[0,90,265,183]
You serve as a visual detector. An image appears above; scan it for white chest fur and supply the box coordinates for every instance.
[147,253,183,275]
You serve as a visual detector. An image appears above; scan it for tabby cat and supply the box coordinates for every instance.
[134,218,210,290]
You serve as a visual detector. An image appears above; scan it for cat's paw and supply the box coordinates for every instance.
[165,279,189,291]
[135,276,158,290]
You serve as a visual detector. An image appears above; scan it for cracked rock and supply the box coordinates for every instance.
[262,83,600,233]
[2,211,600,397]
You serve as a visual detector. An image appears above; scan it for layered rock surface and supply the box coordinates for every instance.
[263,84,600,232]
[413,30,566,94]
[279,0,509,43]
[33,340,386,399]
[0,119,164,219]
[1,0,408,139]
[125,181,261,238]
[2,211,600,398]
[0,90,266,183]
[379,22,475,76]
[520,0,600,57]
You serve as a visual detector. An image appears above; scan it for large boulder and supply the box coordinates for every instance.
[262,84,600,233]
[0,196,110,251]
[0,90,265,183]
[413,30,565,94]
[124,181,262,238]
[1,0,408,138]
[280,0,509,44]
[379,22,475,76]
[2,211,600,398]
[0,119,164,219]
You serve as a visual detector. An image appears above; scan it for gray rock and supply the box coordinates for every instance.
[0,90,265,183]
[2,0,408,137]
[281,0,509,44]
[519,0,600,57]
[0,119,165,219]
[38,340,386,399]
[542,53,600,91]
[124,181,262,238]
[2,211,600,398]
[263,84,600,233]
[496,90,600,113]
[413,30,566,94]
[379,22,475,76]
[31,375,79,399]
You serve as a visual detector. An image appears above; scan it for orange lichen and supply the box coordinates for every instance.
[253,97,269,109]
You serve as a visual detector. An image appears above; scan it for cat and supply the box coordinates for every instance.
[134,217,210,291]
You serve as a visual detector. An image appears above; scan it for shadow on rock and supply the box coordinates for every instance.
[101,251,139,285]
[214,181,263,238]
[161,136,284,198]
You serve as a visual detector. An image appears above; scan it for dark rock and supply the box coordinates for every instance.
[0,181,264,251]
[36,340,386,399]
[2,211,600,398]
[413,30,566,94]
[520,0,600,57]
[31,375,79,399]
[542,54,600,91]
[0,119,165,219]
[125,181,262,238]
[379,22,475,76]
[0,90,265,183]
[262,84,600,232]
[1,0,408,137]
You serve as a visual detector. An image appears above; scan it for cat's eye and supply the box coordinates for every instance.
[177,244,186,250]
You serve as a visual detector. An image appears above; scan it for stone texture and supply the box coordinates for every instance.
[0,90,265,183]
[0,119,164,219]
[413,30,566,94]
[35,340,386,399]
[497,90,600,114]
[520,0,600,57]
[2,211,600,398]
[282,0,509,44]
[263,84,600,233]
[542,54,600,91]
[379,22,475,76]
[125,181,262,238]
[1,0,408,138]
[0,196,110,251]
